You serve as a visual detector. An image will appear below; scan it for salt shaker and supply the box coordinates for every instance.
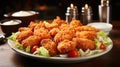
[99,0,110,23]
[65,4,79,22]
[65,7,73,22]
[73,6,79,20]
[81,4,93,25]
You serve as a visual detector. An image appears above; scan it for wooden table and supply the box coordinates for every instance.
[0,21,120,67]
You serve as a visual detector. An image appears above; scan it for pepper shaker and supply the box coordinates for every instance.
[65,4,79,22]
[66,7,73,22]
[73,6,79,20]
[81,4,93,25]
[99,0,110,23]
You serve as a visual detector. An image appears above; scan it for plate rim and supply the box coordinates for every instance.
[7,38,113,63]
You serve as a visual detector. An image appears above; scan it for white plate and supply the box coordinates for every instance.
[8,39,113,63]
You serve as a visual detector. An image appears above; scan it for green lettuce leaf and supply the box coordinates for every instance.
[36,46,50,57]
[97,31,111,46]
[25,46,31,53]
[94,39,101,49]
[7,33,17,41]
[13,42,23,50]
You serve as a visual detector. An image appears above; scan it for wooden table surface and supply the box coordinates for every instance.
[0,21,120,67]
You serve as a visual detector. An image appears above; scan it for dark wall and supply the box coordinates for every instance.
[111,0,120,20]
[0,0,119,20]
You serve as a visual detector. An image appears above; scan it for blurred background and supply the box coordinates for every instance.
[0,0,120,21]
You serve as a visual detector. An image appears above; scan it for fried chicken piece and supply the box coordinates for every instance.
[34,21,45,30]
[49,28,60,37]
[75,26,99,32]
[70,18,82,27]
[73,38,95,51]
[18,27,32,32]
[54,28,75,44]
[28,21,38,31]
[34,27,51,39]
[52,16,67,26]
[59,24,69,31]
[57,40,76,53]
[41,39,57,56]
[75,31,97,40]
[53,31,63,43]
[44,21,58,30]
[16,30,33,43]
[22,35,41,49]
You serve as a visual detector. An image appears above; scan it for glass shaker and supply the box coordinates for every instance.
[65,4,79,23]
[99,0,110,23]
[81,4,93,25]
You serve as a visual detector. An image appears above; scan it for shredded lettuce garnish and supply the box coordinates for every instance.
[25,46,31,53]
[94,39,101,49]
[81,31,112,57]
[7,33,23,50]
[79,49,103,57]
[13,42,23,50]
[7,31,111,57]
[7,33,17,41]
[94,31,111,50]
[97,31,111,46]
[36,46,50,57]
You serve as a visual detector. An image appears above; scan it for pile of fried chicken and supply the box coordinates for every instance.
[16,16,99,56]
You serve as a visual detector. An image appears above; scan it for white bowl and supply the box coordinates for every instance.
[87,22,113,35]
[4,11,39,27]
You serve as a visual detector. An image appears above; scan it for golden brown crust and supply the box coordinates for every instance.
[16,30,33,43]
[54,29,75,44]
[22,35,41,49]
[41,39,57,56]
[75,26,99,32]
[28,21,38,31]
[18,27,31,32]
[49,28,60,37]
[75,31,97,40]
[34,27,51,39]
[16,16,99,55]
[73,38,95,51]
[70,18,82,27]
[57,40,76,53]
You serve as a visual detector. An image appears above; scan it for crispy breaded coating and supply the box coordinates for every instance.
[41,39,57,56]
[34,27,51,39]
[70,18,82,27]
[28,21,38,31]
[75,26,99,32]
[18,27,31,32]
[34,21,45,30]
[52,16,67,26]
[15,16,101,56]
[75,31,97,40]
[49,28,60,37]
[73,38,95,51]
[59,24,69,31]
[44,21,58,30]
[16,30,33,43]
[22,35,41,49]
[57,40,76,53]
[54,28,75,43]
